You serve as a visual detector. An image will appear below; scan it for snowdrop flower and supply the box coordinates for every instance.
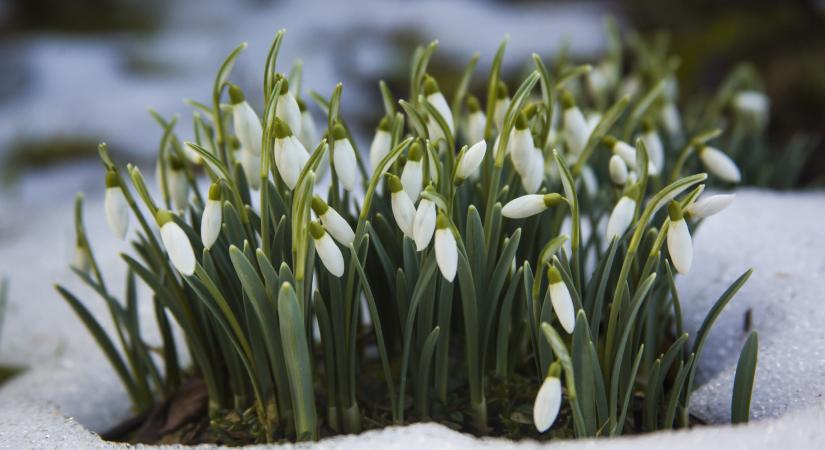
[455,139,486,182]
[699,146,741,183]
[521,147,544,194]
[237,137,262,190]
[297,98,319,150]
[157,209,195,276]
[667,201,692,274]
[609,154,628,185]
[401,142,424,201]
[686,193,735,219]
[561,90,588,156]
[533,363,562,432]
[733,90,769,127]
[603,136,658,175]
[413,196,436,251]
[200,183,222,250]
[642,120,665,175]
[331,123,358,191]
[104,171,129,240]
[548,266,575,334]
[434,213,457,282]
[73,242,91,273]
[510,112,534,176]
[426,113,447,151]
[660,100,682,138]
[272,118,309,189]
[311,195,354,246]
[464,95,486,144]
[493,81,510,132]
[388,174,416,237]
[423,75,454,134]
[580,164,598,197]
[310,221,344,277]
[228,85,262,156]
[168,158,189,212]
[369,116,393,173]
[502,193,564,219]
[274,75,302,136]
[605,184,639,241]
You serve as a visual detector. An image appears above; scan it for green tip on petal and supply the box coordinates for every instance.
[273,117,293,138]
[309,221,325,239]
[104,170,118,188]
[208,182,222,201]
[560,90,576,109]
[408,141,423,161]
[515,111,529,130]
[311,195,329,215]
[377,115,392,131]
[542,193,564,207]
[423,75,439,96]
[466,95,481,112]
[228,135,241,149]
[547,266,563,284]
[642,118,655,132]
[624,182,640,199]
[548,361,562,378]
[274,73,290,94]
[668,200,683,221]
[296,97,307,112]
[156,209,174,226]
[436,212,449,230]
[228,84,245,104]
[169,154,185,171]
[387,173,403,193]
[331,123,347,141]
[496,80,509,99]
[602,135,618,148]
[523,102,538,120]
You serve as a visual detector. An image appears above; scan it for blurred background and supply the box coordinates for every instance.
[0,0,822,209]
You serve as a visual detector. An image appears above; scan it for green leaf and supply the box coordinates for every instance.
[732,331,758,424]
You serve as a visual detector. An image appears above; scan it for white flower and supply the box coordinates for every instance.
[493,81,510,132]
[521,148,544,194]
[388,174,416,237]
[401,142,424,201]
[369,117,393,173]
[169,165,189,212]
[104,172,129,240]
[426,114,447,150]
[311,195,355,246]
[580,164,598,196]
[501,193,564,219]
[733,90,769,125]
[533,374,562,433]
[667,201,693,274]
[310,221,344,277]
[158,210,196,276]
[298,100,319,150]
[642,124,665,175]
[413,198,436,251]
[239,147,262,190]
[609,154,628,185]
[699,146,741,183]
[561,91,588,156]
[660,100,682,137]
[605,136,658,175]
[424,75,454,134]
[201,184,222,250]
[548,266,575,334]
[272,119,309,189]
[73,244,90,273]
[686,193,735,218]
[464,95,486,144]
[229,85,263,156]
[456,139,486,181]
[434,214,457,281]
[510,112,534,176]
[275,77,302,135]
[606,192,637,241]
[331,124,358,191]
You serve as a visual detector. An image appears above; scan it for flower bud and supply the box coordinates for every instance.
[667,201,693,274]
[388,174,416,237]
[434,213,457,281]
[464,95,486,144]
[401,142,424,201]
[533,364,563,432]
[413,197,436,251]
[104,171,129,240]
[642,120,665,174]
[699,146,741,183]
[331,123,358,191]
[510,111,534,176]
[456,139,486,181]
[685,193,735,219]
[501,193,564,219]
[369,116,393,173]
[201,183,222,250]
[312,195,354,246]
[605,186,638,240]
[561,90,588,156]
[493,81,510,132]
[273,118,309,189]
[548,266,575,334]
[609,154,628,185]
[274,75,302,135]
[424,75,454,134]
[229,85,263,156]
[310,221,344,277]
[157,209,195,276]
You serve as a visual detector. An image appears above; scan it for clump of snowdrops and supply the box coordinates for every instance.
[58,25,759,443]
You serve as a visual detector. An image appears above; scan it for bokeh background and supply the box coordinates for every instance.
[0,0,822,203]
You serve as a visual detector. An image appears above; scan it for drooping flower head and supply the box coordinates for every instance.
[311,195,355,246]
[228,84,263,156]
[534,362,563,432]
[423,74,454,134]
[200,182,223,250]
[104,170,129,240]
[272,117,309,190]
[434,212,457,282]
[501,193,565,219]
[561,90,588,157]
[401,141,424,201]
[331,123,359,192]
[387,173,416,237]
[369,116,393,173]
[455,139,486,183]
[547,266,575,334]
[157,209,195,276]
[493,80,510,132]
[667,200,693,274]
[464,95,486,144]
[309,221,344,277]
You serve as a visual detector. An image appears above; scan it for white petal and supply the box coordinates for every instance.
[521,149,544,194]
[609,154,628,185]
[169,170,189,211]
[614,141,637,168]
[533,377,562,432]
[200,199,223,249]
[369,130,392,174]
[661,101,682,137]
[321,208,355,246]
[277,92,302,136]
[401,160,423,201]
[464,111,486,144]
[606,196,635,240]
[501,194,547,219]
[299,110,319,150]
[643,131,665,175]
[413,199,436,251]
[73,246,90,273]
[315,233,345,277]
[510,128,534,176]
[427,92,454,133]
[427,115,446,147]
[686,193,736,218]
[580,164,597,196]
[105,187,129,240]
[550,281,576,334]
[240,148,261,190]
[392,191,416,237]
[493,97,510,131]
[667,218,693,274]
[563,107,588,156]
[333,138,358,191]
[700,147,741,183]
[435,228,457,281]
[233,101,262,156]
[734,90,769,124]
[274,137,307,189]
[161,222,195,276]
[457,140,486,179]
